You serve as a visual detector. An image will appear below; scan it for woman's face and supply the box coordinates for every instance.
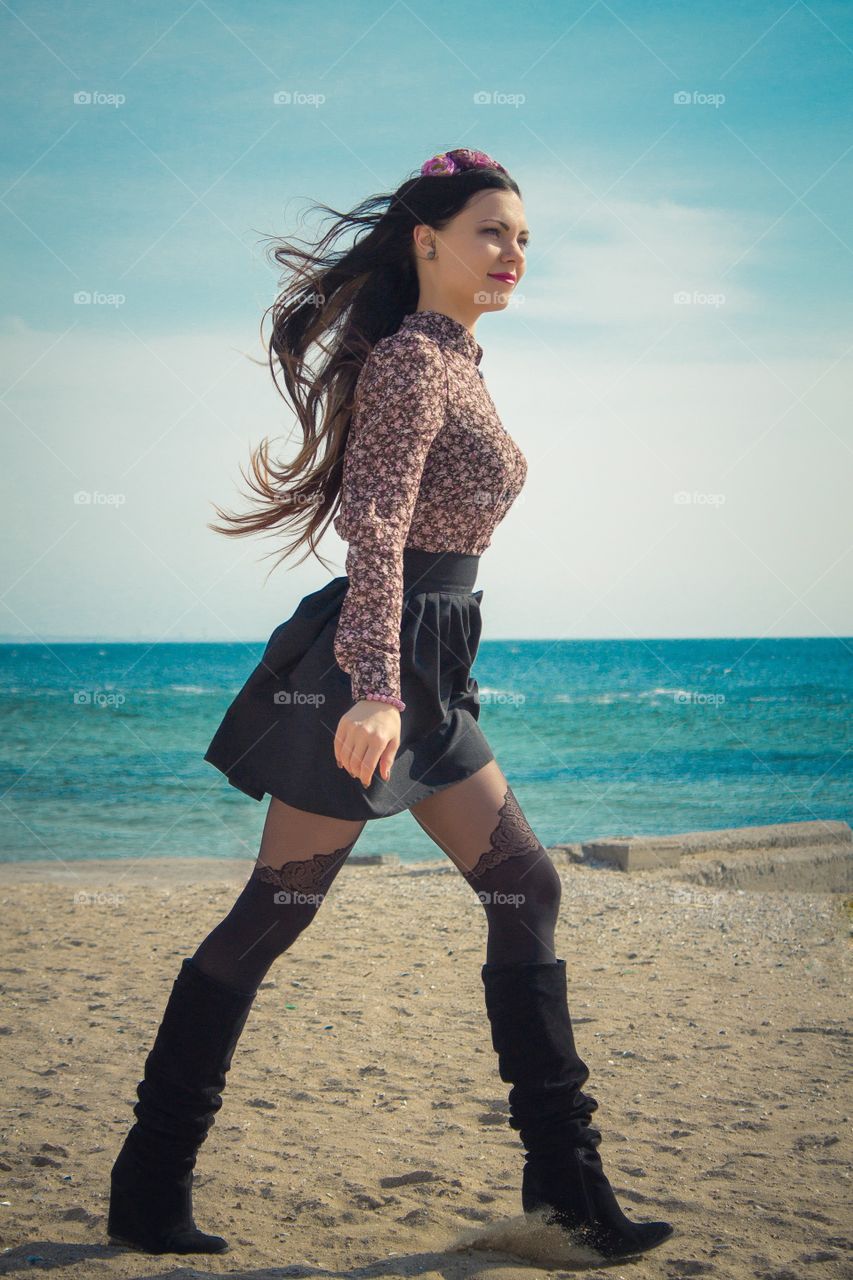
[417,188,529,314]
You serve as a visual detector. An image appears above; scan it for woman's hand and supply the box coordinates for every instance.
[334,701,401,788]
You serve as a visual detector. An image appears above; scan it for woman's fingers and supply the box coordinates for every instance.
[348,731,385,786]
[335,724,367,780]
[378,740,397,782]
[356,743,382,788]
[335,706,401,786]
[335,732,392,785]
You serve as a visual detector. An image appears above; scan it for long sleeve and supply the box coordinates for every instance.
[332,331,448,705]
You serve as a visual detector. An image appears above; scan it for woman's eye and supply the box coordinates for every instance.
[484,227,528,249]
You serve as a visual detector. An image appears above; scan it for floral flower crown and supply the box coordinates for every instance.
[420,148,508,177]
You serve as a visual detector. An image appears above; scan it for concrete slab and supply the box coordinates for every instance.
[580,819,851,872]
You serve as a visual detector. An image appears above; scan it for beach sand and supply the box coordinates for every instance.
[0,853,850,1279]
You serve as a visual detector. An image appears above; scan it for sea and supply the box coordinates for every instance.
[1,637,850,864]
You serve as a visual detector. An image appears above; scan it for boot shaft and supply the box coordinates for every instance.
[481,957,591,1089]
[130,958,259,1156]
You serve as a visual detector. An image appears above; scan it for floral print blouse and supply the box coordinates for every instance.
[332,308,528,705]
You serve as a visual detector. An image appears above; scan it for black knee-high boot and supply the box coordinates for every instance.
[481,958,674,1260]
[108,957,259,1254]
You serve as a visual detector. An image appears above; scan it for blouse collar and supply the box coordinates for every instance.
[399,309,483,367]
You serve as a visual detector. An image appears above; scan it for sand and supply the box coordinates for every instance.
[0,853,850,1279]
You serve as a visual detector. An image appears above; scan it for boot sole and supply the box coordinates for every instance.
[108,1231,229,1255]
[571,1219,674,1260]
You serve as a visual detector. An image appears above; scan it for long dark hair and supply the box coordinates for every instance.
[207,156,521,579]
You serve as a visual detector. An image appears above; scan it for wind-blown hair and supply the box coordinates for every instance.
[207,157,520,578]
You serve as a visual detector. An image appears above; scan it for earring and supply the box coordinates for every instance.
[427,245,436,259]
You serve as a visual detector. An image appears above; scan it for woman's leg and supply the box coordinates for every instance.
[109,797,366,1255]
[408,763,673,1259]
[409,760,561,965]
[191,797,367,991]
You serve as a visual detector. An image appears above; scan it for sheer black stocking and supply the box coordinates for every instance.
[409,763,561,965]
[191,799,366,992]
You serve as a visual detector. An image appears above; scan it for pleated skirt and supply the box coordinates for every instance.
[203,547,495,820]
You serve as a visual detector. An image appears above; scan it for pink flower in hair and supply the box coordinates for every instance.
[421,152,458,176]
[420,147,508,177]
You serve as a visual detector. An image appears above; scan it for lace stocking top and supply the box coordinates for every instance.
[332,309,527,704]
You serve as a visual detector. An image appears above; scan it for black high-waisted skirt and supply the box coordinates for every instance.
[203,547,495,820]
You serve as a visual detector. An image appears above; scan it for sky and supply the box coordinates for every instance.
[1,0,851,645]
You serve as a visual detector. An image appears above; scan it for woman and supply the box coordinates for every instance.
[106,147,674,1262]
